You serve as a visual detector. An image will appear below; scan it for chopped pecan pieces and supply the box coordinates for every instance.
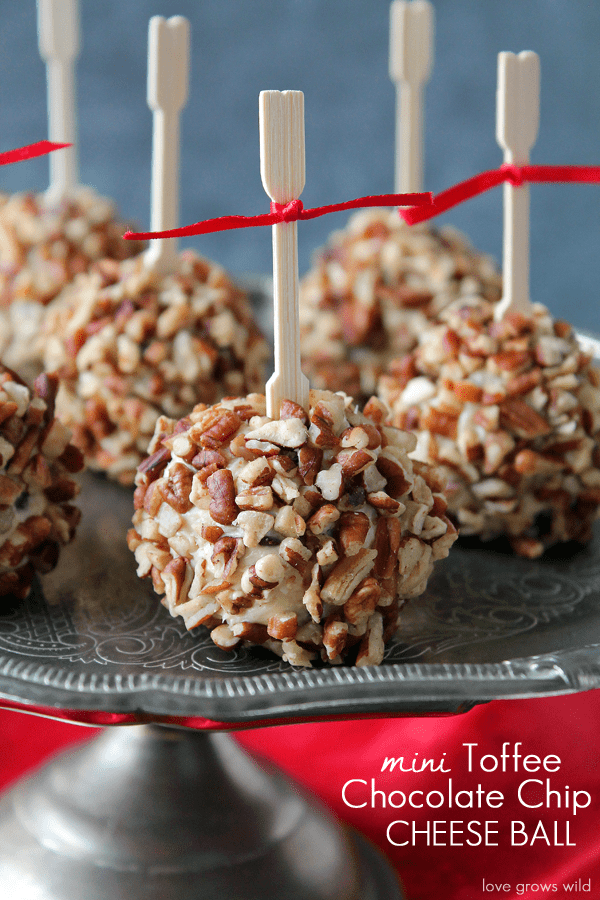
[245,417,307,448]
[298,446,323,485]
[200,525,224,543]
[211,536,244,578]
[338,511,370,557]
[499,398,551,438]
[231,622,269,644]
[235,485,274,512]
[162,557,191,606]
[280,399,309,423]
[321,548,377,605]
[367,491,402,514]
[191,449,227,471]
[160,462,194,513]
[323,613,348,660]
[356,612,385,666]
[337,448,376,478]
[344,577,381,628]
[235,511,274,547]
[307,504,340,535]
[200,411,242,449]
[207,469,238,525]
[268,612,298,641]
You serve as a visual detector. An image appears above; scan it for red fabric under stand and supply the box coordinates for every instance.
[0,692,598,900]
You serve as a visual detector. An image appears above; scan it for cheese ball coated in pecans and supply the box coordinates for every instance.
[378,299,600,558]
[0,366,84,599]
[127,390,457,667]
[43,249,270,485]
[300,210,502,401]
[0,187,144,378]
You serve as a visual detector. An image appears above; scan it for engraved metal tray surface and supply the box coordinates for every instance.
[0,331,599,725]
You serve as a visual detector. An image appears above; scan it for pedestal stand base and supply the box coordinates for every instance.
[0,725,403,899]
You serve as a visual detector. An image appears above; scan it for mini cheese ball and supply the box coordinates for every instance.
[42,249,269,485]
[127,390,457,667]
[378,298,600,558]
[0,186,144,377]
[0,366,84,599]
[300,210,502,401]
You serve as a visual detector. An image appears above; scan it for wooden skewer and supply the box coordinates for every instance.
[495,50,540,321]
[389,0,434,194]
[144,15,190,274]
[260,90,309,419]
[37,0,80,203]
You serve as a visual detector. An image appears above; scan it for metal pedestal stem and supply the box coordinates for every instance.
[0,725,403,899]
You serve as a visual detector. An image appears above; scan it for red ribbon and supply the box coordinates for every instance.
[0,140,71,168]
[401,163,600,225]
[123,191,432,241]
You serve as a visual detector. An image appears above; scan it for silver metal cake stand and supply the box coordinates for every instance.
[0,474,599,899]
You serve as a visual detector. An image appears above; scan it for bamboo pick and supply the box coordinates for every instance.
[389,0,434,194]
[144,15,190,274]
[495,50,540,321]
[37,0,80,203]
[260,90,309,419]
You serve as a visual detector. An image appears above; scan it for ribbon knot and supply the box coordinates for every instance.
[500,163,526,187]
[401,163,600,226]
[270,199,304,222]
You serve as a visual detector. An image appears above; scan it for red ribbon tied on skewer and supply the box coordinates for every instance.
[123,191,432,241]
[401,163,600,225]
[122,162,600,242]
[0,140,71,167]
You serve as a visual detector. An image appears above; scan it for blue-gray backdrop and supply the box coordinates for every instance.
[0,1,597,332]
